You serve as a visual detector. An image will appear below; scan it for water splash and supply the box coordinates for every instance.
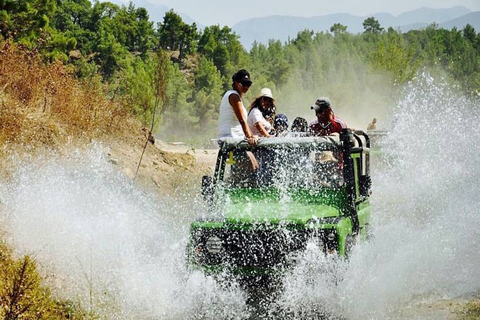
[275,72,480,319]
[0,145,247,319]
[0,73,479,319]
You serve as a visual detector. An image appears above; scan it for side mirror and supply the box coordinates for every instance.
[201,176,214,202]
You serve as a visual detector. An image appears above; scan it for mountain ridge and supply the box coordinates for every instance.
[99,2,479,51]
[232,6,475,49]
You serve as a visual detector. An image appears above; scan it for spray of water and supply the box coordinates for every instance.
[0,73,479,319]
[0,145,248,319]
[274,72,480,319]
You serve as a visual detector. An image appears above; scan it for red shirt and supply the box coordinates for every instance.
[309,116,347,136]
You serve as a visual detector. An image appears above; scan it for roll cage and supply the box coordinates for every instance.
[202,129,371,234]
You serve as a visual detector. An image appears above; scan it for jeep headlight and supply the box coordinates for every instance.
[205,235,223,254]
[326,230,336,241]
[324,229,337,254]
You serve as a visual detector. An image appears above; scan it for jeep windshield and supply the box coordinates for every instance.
[217,136,344,191]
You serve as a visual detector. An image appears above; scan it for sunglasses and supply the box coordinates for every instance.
[239,81,252,88]
[316,106,331,114]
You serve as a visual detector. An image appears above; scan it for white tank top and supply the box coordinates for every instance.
[217,90,248,139]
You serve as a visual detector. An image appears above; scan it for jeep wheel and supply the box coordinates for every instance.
[238,275,282,305]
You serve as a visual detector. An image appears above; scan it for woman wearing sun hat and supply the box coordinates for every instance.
[247,88,277,138]
[217,69,258,146]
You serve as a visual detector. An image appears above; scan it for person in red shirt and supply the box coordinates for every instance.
[308,97,347,136]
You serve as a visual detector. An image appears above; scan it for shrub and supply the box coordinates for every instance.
[0,39,134,149]
[0,243,88,319]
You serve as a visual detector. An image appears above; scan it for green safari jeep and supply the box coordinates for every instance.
[187,129,372,276]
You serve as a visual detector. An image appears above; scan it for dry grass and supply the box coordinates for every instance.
[0,40,133,151]
[0,40,145,318]
[456,298,480,320]
[0,241,88,319]
[0,40,204,318]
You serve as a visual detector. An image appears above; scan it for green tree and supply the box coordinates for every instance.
[160,63,195,138]
[291,29,314,51]
[193,57,223,129]
[178,22,198,59]
[157,10,197,59]
[0,0,56,44]
[198,25,248,79]
[95,28,127,78]
[363,17,384,34]
[330,23,347,36]
[373,35,418,82]
[463,24,476,43]
[134,7,155,57]
[158,9,183,51]
[266,39,291,88]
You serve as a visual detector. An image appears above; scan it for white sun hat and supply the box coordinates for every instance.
[256,88,275,101]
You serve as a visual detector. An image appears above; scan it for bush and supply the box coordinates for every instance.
[0,40,134,149]
[456,299,480,320]
[0,243,88,319]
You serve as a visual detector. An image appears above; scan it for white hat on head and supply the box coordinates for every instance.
[256,88,275,101]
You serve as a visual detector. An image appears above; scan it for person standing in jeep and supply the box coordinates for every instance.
[308,97,348,136]
[218,69,258,146]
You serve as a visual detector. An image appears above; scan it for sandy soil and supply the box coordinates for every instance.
[101,134,218,196]
[398,298,467,319]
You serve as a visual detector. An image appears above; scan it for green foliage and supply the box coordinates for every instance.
[363,17,384,34]
[153,49,171,123]
[198,25,249,79]
[330,23,347,36]
[193,56,223,129]
[0,243,88,319]
[0,0,56,42]
[3,0,480,143]
[456,299,480,320]
[404,23,480,94]
[372,34,419,83]
[158,10,183,50]
[160,63,195,140]
[114,49,172,129]
[463,24,476,43]
[96,29,127,78]
[158,10,197,59]
[265,40,291,88]
[118,55,156,126]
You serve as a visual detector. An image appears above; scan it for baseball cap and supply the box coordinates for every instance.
[232,69,252,86]
[274,113,289,127]
[311,97,332,113]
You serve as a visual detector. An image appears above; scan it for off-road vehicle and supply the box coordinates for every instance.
[187,129,372,277]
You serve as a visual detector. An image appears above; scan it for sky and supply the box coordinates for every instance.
[148,0,480,26]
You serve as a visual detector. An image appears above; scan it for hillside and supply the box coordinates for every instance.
[0,41,212,196]
[0,39,219,318]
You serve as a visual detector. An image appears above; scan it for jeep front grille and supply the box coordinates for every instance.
[192,228,335,268]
